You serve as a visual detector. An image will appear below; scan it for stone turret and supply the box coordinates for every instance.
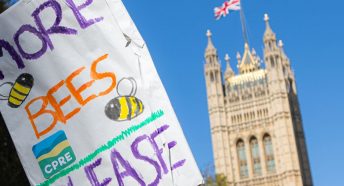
[224,54,235,81]
[205,30,218,64]
[204,30,232,179]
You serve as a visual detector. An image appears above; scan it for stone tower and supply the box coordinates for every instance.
[204,14,312,186]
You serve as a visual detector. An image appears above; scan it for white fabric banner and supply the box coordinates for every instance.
[0,0,202,185]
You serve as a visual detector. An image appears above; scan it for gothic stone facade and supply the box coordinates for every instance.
[204,14,312,186]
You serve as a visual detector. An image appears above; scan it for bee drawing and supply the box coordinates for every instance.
[105,77,144,121]
[0,73,34,108]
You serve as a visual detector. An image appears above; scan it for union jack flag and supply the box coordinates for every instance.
[214,0,241,20]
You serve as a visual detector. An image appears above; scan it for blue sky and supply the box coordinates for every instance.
[1,0,17,6]
[3,0,344,185]
[122,0,344,185]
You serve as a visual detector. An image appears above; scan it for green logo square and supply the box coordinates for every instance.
[32,131,76,179]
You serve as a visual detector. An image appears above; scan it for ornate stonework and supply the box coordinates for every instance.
[204,14,313,186]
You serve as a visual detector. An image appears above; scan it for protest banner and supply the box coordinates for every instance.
[0,0,203,185]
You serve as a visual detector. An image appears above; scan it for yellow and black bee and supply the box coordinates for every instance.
[0,73,34,108]
[105,77,144,121]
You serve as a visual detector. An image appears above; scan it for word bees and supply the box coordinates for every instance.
[25,54,116,139]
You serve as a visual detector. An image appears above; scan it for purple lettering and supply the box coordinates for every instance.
[14,24,47,60]
[150,125,170,174]
[0,39,24,80]
[167,138,186,171]
[167,141,176,149]
[84,158,112,186]
[131,135,162,186]
[32,0,77,50]
[110,149,145,186]
[171,159,186,171]
[66,0,103,29]
[67,176,73,186]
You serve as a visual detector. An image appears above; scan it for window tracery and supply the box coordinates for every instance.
[263,134,276,173]
[237,139,249,178]
[250,137,262,175]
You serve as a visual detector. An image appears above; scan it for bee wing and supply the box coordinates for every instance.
[128,77,137,96]
[0,82,13,100]
[116,77,138,97]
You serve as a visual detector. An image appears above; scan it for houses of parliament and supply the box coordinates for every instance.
[204,14,312,185]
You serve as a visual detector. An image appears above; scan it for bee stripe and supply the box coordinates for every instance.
[112,98,120,120]
[135,97,141,115]
[11,89,26,100]
[130,97,137,118]
[13,83,30,94]
[119,97,129,120]
[9,97,22,106]
[126,97,132,120]
[138,99,143,113]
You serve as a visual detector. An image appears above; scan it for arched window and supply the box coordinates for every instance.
[237,139,249,178]
[289,79,294,93]
[263,134,276,173]
[270,57,275,68]
[283,66,288,77]
[210,72,214,82]
[250,137,262,176]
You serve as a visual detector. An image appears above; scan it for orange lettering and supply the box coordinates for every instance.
[47,80,81,123]
[90,54,116,96]
[25,96,58,139]
[26,54,117,139]
[66,66,96,106]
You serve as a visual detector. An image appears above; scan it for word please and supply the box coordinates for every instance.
[63,125,185,186]
[38,110,165,186]
[0,0,103,79]
[25,54,116,139]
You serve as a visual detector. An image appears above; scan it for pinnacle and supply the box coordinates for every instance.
[278,40,284,48]
[236,52,241,61]
[225,54,231,69]
[206,29,214,46]
[264,13,269,22]
[237,43,261,74]
[206,29,212,38]
[244,43,249,50]
[263,13,276,41]
[225,53,230,63]
[252,48,257,56]
[224,54,234,78]
[204,29,218,62]
[205,29,216,54]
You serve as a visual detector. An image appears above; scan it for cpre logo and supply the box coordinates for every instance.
[32,131,76,179]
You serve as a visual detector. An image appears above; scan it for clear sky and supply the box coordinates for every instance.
[122,0,344,185]
[3,0,344,185]
[1,0,16,6]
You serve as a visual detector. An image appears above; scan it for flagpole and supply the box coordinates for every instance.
[239,0,249,45]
